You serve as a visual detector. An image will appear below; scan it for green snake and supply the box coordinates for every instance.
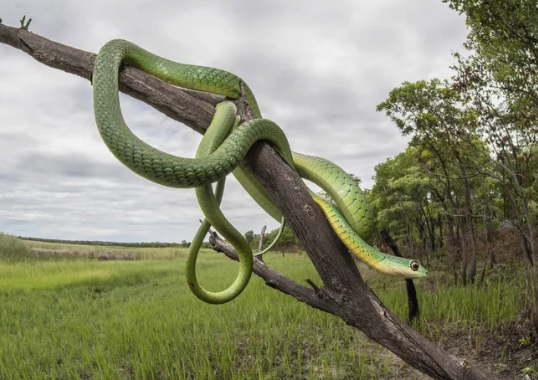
[92,39,427,304]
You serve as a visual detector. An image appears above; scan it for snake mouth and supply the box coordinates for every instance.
[405,273,427,279]
[411,268,428,279]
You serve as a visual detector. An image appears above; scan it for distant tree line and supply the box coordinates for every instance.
[19,236,184,248]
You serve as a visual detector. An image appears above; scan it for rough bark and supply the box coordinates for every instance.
[446,216,458,285]
[438,213,443,249]
[458,217,468,285]
[0,23,508,380]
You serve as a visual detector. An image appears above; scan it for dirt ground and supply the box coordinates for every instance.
[389,322,537,379]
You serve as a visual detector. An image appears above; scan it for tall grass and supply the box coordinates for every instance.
[0,233,33,261]
[375,264,525,353]
[0,240,528,379]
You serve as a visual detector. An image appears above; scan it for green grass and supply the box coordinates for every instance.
[0,236,528,379]
[376,267,525,341]
[0,259,176,291]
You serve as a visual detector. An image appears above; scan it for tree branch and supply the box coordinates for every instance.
[208,230,333,313]
[0,23,506,380]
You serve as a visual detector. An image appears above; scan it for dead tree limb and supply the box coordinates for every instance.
[257,225,267,263]
[0,23,507,380]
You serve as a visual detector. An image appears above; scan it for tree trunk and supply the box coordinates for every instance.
[438,213,444,249]
[462,175,478,284]
[488,222,496,269]
[458,216,468,286]
[446,215,458,285]
[426,205,436,251]
[401,206,415,258]
[417,218,426,264]
[485,198,496,269]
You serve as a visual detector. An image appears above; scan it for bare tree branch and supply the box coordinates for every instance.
[0,23,506,380]
[208,230,333,313]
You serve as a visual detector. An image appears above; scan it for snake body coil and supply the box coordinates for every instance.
[93,40,427,304]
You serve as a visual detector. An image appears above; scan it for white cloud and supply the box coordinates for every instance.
[0,0,468,242]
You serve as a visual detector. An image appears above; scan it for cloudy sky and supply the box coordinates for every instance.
[0,1,468,242]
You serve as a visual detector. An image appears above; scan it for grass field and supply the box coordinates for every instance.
[0,234,531,379]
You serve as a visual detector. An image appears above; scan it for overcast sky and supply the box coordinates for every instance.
[0,1,468,242]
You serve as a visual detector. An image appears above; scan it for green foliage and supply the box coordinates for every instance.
[369,149,424,239]
[445,0,538,251]
[519,336,532,347]
[444,0,538,112]
[245,225,299,252]
[522,367,538,376]
[244,230,254,245]
[372,0,538,290]
[264,225,298,251]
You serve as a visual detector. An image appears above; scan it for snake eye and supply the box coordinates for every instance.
[410,260,420,271]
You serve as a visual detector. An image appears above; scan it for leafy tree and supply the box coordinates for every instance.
[244,230,254,245]
[442,0,538,321]
[263,225,298,252]
[377,79,488,284]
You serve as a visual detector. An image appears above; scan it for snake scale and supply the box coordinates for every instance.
[92,39,427,304]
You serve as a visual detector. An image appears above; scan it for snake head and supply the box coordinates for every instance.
[406,259,428,278]
[377,256,428,278]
